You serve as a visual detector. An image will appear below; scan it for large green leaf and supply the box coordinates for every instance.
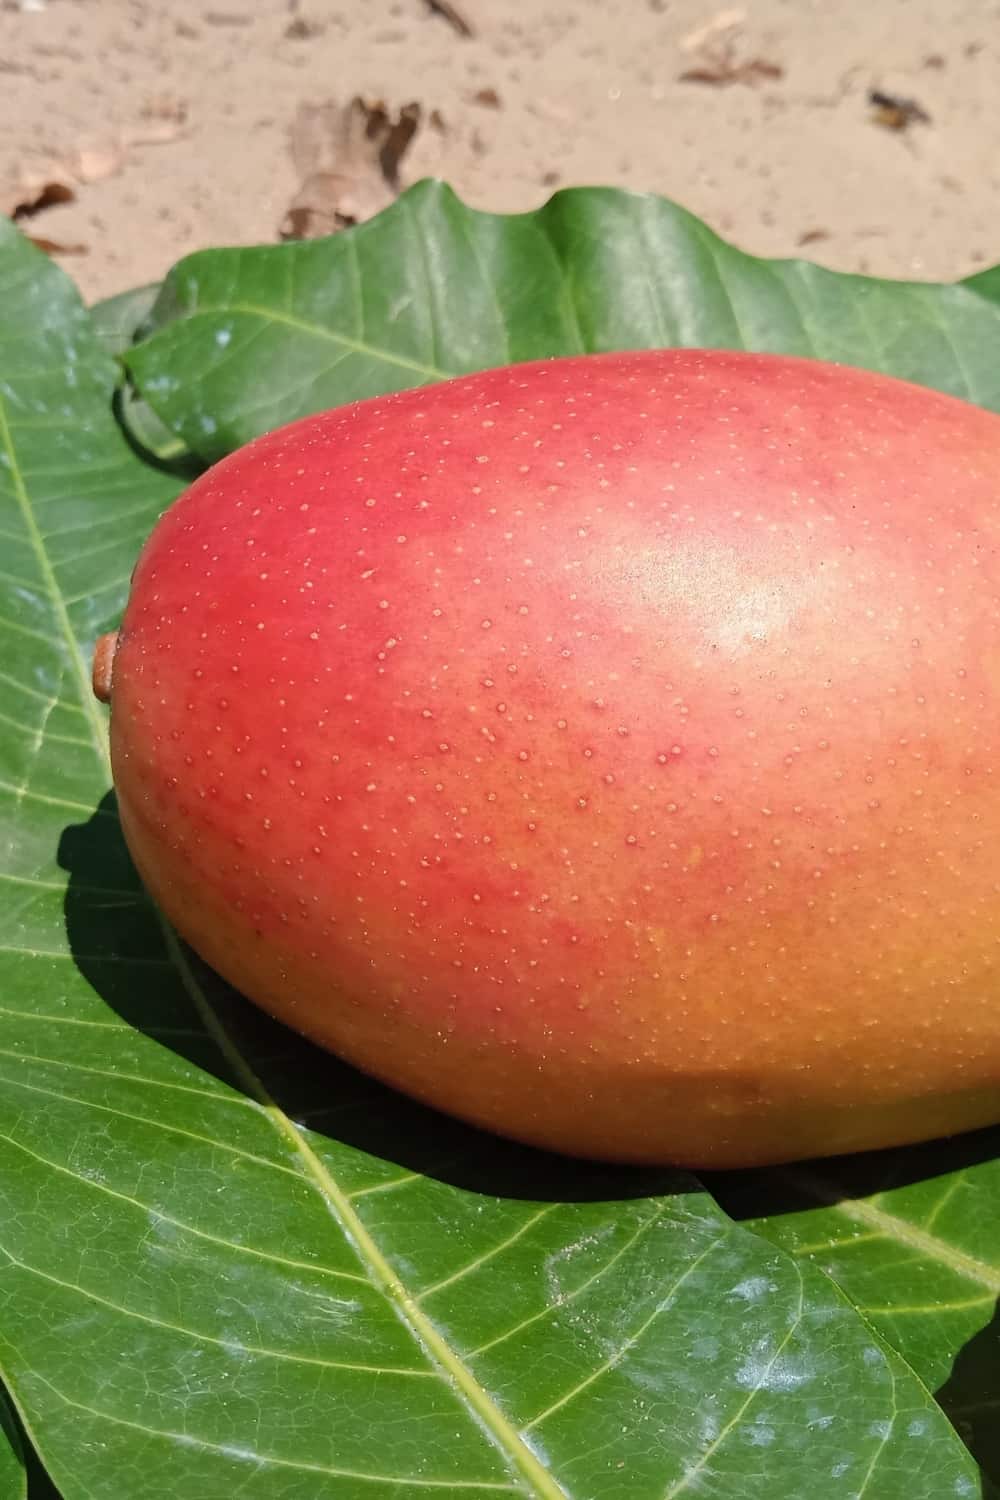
[124,178,1000,464]
[2,188,999,1498]
[0,218,183,1497]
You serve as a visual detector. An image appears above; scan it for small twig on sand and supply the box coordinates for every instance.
[426,0,474,39]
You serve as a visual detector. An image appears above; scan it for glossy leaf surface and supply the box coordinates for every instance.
[124,179,1000,463]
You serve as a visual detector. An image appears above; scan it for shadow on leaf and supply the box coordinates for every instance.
[111,383,205,484]
[57,792,687,1208]
[936,1299,1000,1494]
[711,1129,1000,1220]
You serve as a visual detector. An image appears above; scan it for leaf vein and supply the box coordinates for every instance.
[778,1167,1000,1291]
[0,1247,433,1379]
[0,1132,369,1287]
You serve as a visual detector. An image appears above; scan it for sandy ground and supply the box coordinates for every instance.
[1,0,999,304]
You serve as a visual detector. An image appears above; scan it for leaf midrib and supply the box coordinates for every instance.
[163,929,568,1500]
[778,1167,1000,1292]
[143,300,455,384]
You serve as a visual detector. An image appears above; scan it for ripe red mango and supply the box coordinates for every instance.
[100,349,1000,1168]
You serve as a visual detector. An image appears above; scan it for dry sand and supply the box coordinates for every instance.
[1,0,998,303]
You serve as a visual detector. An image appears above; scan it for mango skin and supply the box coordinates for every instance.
[108,349,1000,1168]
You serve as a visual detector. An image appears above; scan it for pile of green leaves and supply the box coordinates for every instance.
[2,180,999,1499]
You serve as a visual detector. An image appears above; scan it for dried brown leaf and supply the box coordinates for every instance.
[281,97,421,240]
[679,50,783,86]
[285,14,323,39]
[3,175,75,220]
[26,233,88,256]
[869,89,931,131]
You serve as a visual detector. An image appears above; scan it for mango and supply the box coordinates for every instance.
[98,350,1000,1167]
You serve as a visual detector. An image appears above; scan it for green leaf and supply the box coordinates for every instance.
[89,282,200,474]
[0,217,182,1495]
[1,195,997,1498]
[124,178,1000,463]
[0,1383,27,1500]
[713,1133,1000,1485]
[87,284,161,359]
